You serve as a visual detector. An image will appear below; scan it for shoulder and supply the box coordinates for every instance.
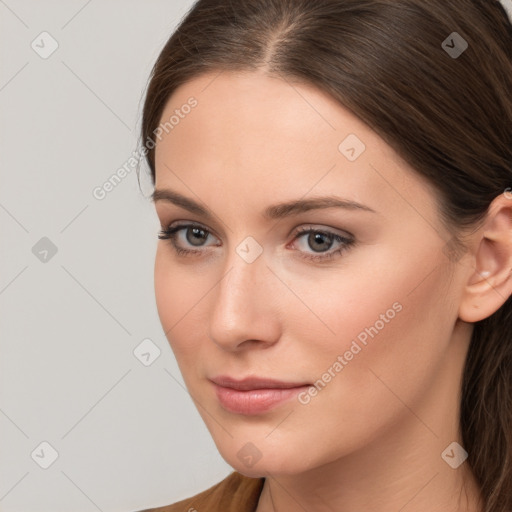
[138,471,265,512]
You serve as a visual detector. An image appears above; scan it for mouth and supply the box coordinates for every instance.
[209,375,312,415]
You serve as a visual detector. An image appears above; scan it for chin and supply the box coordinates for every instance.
[218,442,320,478]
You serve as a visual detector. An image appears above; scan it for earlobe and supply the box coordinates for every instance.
[458,194,512,323]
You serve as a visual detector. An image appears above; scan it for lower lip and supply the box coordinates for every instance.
[212,383,311,415]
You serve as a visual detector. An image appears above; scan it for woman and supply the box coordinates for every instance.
[137,0,512,510]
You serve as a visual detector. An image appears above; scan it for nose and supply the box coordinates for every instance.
[207,250,281,352]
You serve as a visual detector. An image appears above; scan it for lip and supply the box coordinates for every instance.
[209,375,311,415]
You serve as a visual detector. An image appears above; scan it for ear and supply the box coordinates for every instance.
[458,193,512,323]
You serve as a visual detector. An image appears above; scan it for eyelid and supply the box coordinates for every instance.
[290,224,354,240]
[163,221,353,245]
[164,220,221,242]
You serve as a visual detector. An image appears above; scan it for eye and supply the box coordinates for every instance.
[158,222,219,256]
[158,222,355,262]
[289,226,355,262]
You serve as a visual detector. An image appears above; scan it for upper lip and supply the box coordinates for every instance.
[209,375,310,390]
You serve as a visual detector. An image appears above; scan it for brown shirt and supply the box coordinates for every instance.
[139,471,265,512]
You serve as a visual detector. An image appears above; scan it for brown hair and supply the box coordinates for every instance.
[139,1,512,510]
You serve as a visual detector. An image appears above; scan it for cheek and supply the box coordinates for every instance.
[283,239,451,369]
[154,247,204,326]
[154,249,177,332]
[154,250,192,352]
[154,249,211,368]
[289,254,453,435]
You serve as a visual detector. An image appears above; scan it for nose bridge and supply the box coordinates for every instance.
[215,247,264,319]
[208,243,278,349]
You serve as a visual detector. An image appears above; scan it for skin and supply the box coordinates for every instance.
[152,69,512,511]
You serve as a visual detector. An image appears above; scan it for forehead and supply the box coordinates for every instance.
[153,70,439,227]
[156,70,372,161]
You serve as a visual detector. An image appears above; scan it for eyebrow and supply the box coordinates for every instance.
[151,188,377,220]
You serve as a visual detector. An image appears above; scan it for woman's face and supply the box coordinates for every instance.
[152,70,470,476]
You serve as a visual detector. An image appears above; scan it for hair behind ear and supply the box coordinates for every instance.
[461,302,512,512]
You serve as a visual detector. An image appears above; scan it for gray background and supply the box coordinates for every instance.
[0,1,232,511]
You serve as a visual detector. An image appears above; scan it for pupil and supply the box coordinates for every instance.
[310,232,332,252]
[188,227,206,246]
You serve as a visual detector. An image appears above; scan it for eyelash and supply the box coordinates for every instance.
[157,223,355,263]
